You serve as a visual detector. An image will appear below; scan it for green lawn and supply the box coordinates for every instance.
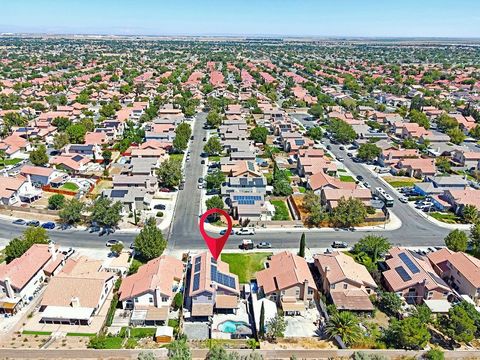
[170,153,184,162]
[60,182,79,192]
[337,168,347,173]
[297,186,306,193]
[208,155,221,162]
[119,327,156,339]
[22,330,52,336]
[0,158,22,169]
[104,336,123,349]
[221,253,272,283]
[430,212,463,224]
[384,177,418,188]
[66,332,96,337]
[339,175,356,182]
[271,200,290,221]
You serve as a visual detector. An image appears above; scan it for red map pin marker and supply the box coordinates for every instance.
[199,208,233,260]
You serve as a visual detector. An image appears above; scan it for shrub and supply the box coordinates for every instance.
[156,211,164,217]
[424,349,444,360]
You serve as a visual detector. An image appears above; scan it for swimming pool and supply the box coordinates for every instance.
[218,320,250,333]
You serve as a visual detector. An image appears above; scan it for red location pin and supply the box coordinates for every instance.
[199,208,233,260]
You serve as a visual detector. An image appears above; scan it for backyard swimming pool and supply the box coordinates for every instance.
[218,320,250,334]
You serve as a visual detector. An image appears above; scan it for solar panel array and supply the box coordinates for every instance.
[192,256,202,291]
[233,195,262,205]
[395,266,412,282]
[211,265,236,289]
[399,252,420,274]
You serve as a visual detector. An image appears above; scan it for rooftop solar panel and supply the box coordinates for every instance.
[399,252,420,274]
[395,266,412,282]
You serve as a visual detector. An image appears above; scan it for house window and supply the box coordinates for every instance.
[343,284,348,289]
[295,290,300,296]
[134,298,139,303]
[330,284,335,289]
[149,297,153,303]
[308,288,314,295]
[207,296,212,301]
[162,297,168,302]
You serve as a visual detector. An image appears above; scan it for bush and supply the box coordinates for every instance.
[172,292,183,310]
[48,194,65,210]
[424,349,444,360]
[156,211,164,217]
[366,206,376,215]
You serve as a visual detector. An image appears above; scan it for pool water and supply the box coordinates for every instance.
[218,320,249,333]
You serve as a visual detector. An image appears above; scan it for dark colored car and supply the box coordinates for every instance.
[12,219,26,225]
[356,175,364,181]
[220,229,234,235]
[41,222,56,229]
[154,204,166,210]
[332,241,348,248]
[27,220,40,227]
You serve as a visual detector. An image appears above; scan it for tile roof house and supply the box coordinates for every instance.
[112,174,158,194]
[320,188,372,211]
[20,165,56,186]
[307,171,356,194]
[314,251,377,311]
[428,248,480,305]
[39,256,115,326]
[0,175,40,205]
[452,150,480,170]
[0,244,62,314]
[188,252,240,318]
[118,255,184,324]
[378,149,419,167]
[397,158,436,178]
[442,189,480,215]
[256,251,317,314]
[382,247,451,304]
[50,154,91,173]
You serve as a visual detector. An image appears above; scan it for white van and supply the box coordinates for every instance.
[236,228,255,235]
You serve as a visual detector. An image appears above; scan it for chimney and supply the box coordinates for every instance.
[48,243,57,261]
[325,266,330,273]
[71,297,80,308]
[4,278,14,298]
[303,279,309,301]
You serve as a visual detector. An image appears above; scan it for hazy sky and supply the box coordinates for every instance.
[1,0,480,38]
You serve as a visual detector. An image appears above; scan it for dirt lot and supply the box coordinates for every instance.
[260,337,336,350]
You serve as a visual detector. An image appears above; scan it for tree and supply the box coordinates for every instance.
[29,144,48,166]
[134,217,167,261]
[137,352,157,360]
[205,345,237,360]
[205,170,225,191]
[332,197,367,228]
[266,314,286,341]
[471,222,480,250]
[412,304,432,324]
[110,243,124,256]
[272,166,292,196]
[328,118,356,144]
[377,291,402,317]
[0,149,5,169]
[102,149,112,165]
[250,126,268,144]
[89,197,122,228]
[53,132,69,150]
[203,137,222,156]
[206,110,222,128]
[305,203,329,227]
[384,317,430,350]
[66,123,87,143]
[5,227,49,263]
[173,122,192,152]
[462,204,478,224]
[59,198,85,225]
[157,158,183,188]
[306,126,323,141]
[440,304,476,343]
[436,113,458,132]
[308,103,324,118]
[298,233,306,258]
[424,349,444,360]
[352,235,391,263]
[302,191,320,213]
[447,127,465,144]
[409,109,430,129]
[48,194,65,210]
[52,117,72,131]
[325,311,362,346]
[259,302,266,339]
[357,143,381,162]
[444,229,468,252]
[205,196,224,220]
[167,338,191,360]
[436,157,451,173]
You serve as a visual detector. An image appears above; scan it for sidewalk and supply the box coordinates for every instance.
[202,210,402,234]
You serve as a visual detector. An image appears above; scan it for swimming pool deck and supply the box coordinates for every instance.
[211,300,251,339]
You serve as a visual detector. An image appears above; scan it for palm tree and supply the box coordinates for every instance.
[0,149,6,169]
[325,311,362,346]
[462,204,479,224]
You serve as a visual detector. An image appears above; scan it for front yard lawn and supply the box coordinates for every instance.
[430,212,464,224]
[0,158,22,169]
[61,182,79,192]
[339,175,356,182]
[170,153,184,162]
[221,252,272,283]
[208,155,221,162]
[384,176,419,188]
[271,200,291,221]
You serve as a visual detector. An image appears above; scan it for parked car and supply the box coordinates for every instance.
[105,239,122,247]
[339,146,345,150]
[337,157,344,162]
[154,204,166,210]
[198,183,203,189]
[203,137,207,141]
[236,228,256,235]
[399,196,408,203]
[220,229,234,235]
[99,227,114,236]
[12,219,26,225]
[61,247,75,258]
[201,159,205,164]
[363,181,371,188]
[356,175,364,181]
[240,239,254,250]
[159,188,171,192]
[332,241,348,248]
[26,220,40,227]
[326,145,332,150]
[198,177,204,183]
[41,222,56,229]
[347,152,353,157]
[179,183,184,190]
[257,242,272,249]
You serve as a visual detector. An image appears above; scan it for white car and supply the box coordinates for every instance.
[399,196,408,203]
[236,228,255,235]
[197,183,203,189]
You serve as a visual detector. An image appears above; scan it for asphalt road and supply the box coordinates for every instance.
[0,113,451,252]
